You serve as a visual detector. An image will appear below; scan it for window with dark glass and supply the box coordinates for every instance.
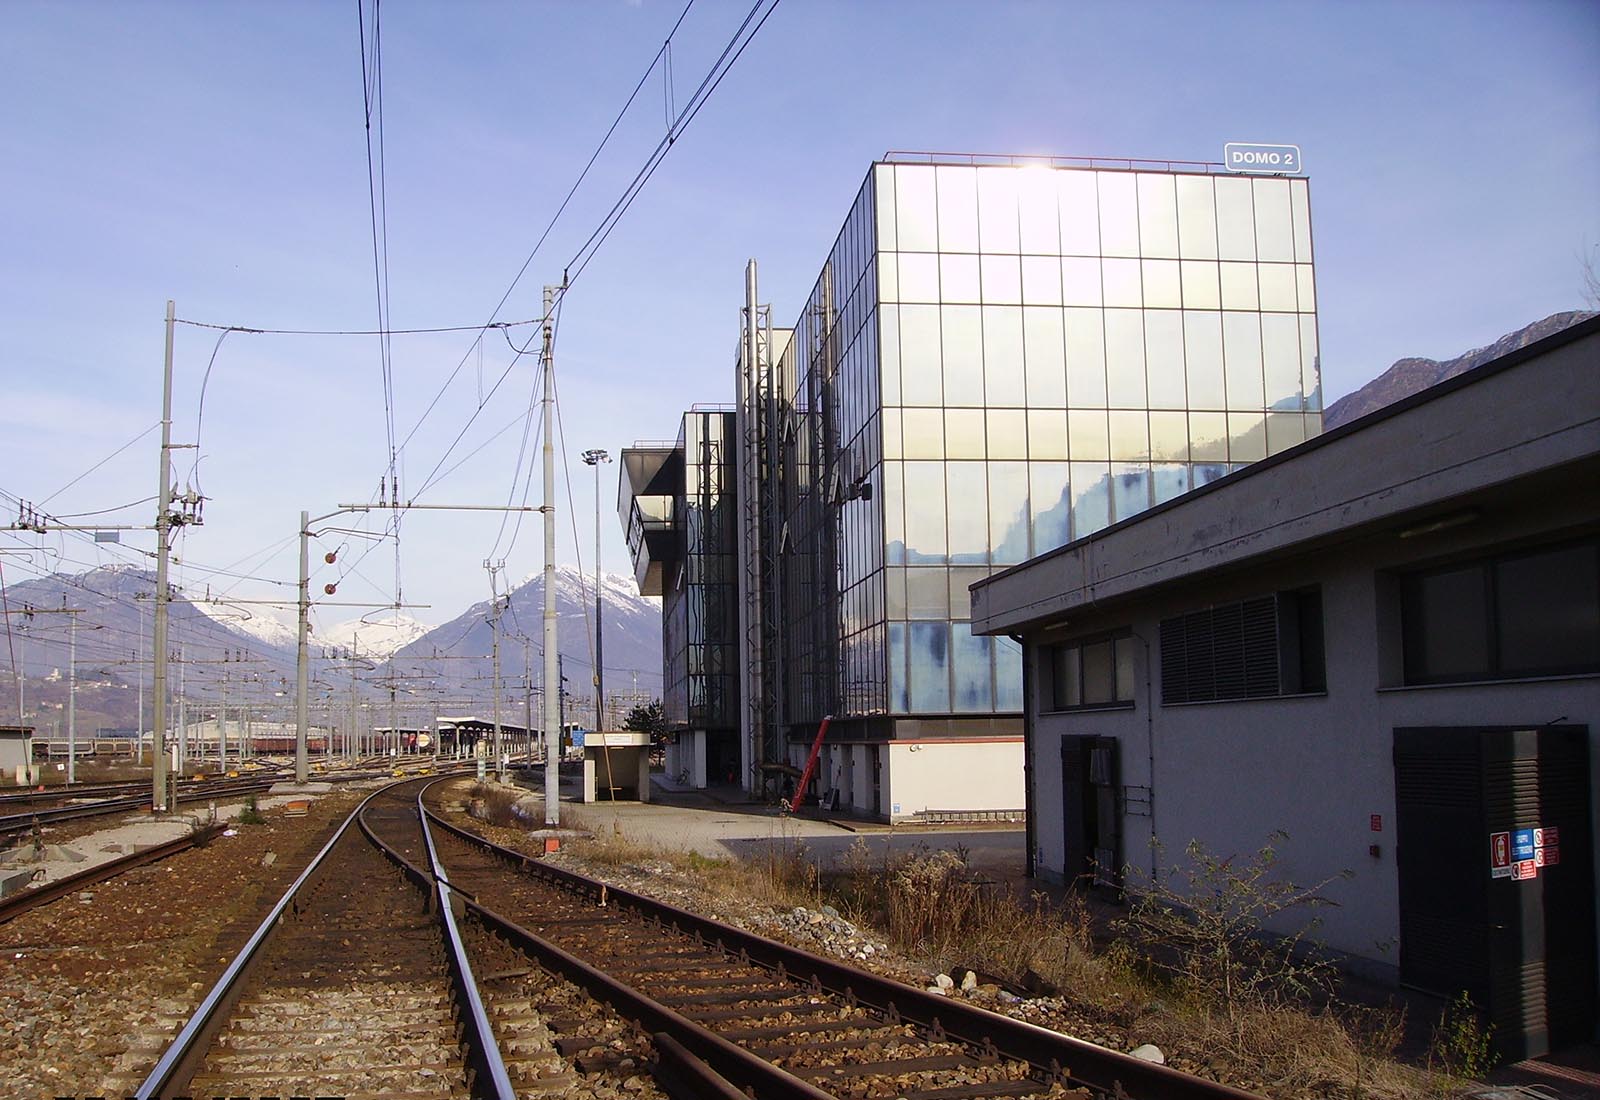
[1047,633,1135,710]
[1401,538,1600,684]
[1159,587,1324,704]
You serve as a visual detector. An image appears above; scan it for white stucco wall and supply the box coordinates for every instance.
[882,739,1025,820]
[1027,539,1600,972]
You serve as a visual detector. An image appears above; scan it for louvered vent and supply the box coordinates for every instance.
[1159,593,1290,703]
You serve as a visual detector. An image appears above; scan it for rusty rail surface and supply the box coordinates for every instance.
[422,794,1265,1100]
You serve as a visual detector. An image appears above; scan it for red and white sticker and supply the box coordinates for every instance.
[1511,860,1539,881]
[1535,846,1560,867]
[1534,826,1559,848]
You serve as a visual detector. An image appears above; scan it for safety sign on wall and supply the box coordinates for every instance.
[1492,826,1559,881]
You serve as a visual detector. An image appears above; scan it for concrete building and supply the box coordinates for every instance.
[627,151,1323,819]
[971,316,1599,1058]
[0,725,35,779]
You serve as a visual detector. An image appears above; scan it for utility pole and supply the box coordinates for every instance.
[485,560,506,782]
[581,448,611,733]
[152,300,176,810]
[542,284,561,826]
[523,637,533,761]
[295,509,311,783]
[66,610,76,785]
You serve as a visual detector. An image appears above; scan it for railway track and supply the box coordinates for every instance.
[0,776,279,836]
[135,776,1263,1099]
[417,782,1262,1100]
[136,779,506,1099]
[135,778,741,1100]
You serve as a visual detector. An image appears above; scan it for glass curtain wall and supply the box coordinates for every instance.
[661,410,739,735]
[777,173,887,730]
[771,158,1320,730]
[875,160,1321,717]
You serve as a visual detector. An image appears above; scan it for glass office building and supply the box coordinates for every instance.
[621,409,741,783]
[778,156,1320,733]
[630,153,1321,810]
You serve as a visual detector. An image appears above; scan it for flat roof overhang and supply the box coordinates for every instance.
[971,318,1600,637]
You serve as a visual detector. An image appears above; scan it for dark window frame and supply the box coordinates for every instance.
[1400,536,1600,685]
[1044,631,1137,712]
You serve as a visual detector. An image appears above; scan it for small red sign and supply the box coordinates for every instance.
[1534,826,1559,848]
[1535,846,1560,867]
[1370,814,1382,832]
[1490,831,1511,868]
[1512,860,1538,881]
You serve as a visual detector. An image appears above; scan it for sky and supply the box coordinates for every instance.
[2,0,1597,642]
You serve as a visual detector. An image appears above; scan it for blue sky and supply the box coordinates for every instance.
[2,0,1596,636]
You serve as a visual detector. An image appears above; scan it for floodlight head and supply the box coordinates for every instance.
[581,448,611,466]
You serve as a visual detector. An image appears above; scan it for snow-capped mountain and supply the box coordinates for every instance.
[198,603,299,650]
[395,564,662,700]
[315,613,433,659]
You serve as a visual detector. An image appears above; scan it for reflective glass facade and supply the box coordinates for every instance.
[776,160,1321,732]
[659,410,739,747]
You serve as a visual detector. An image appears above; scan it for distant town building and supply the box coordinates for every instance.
[625,152,1322,819]
[971,316,1600,1060]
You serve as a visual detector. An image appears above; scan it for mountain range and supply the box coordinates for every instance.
[0,563,661,733]
[1324,310,1596,428]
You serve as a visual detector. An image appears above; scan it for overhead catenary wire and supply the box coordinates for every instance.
[39,421,160,507]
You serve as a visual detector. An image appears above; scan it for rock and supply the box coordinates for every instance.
[933,973,954,992]
[960,970,979,992]
[998,991,1023,1004]
[260,851,276,867]
[926,984,947,996]
[977,983,1000,998]
[1129,1044,1165,1064]
[820,904,839,919]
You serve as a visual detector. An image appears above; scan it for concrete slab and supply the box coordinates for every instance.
[0,789,338,888]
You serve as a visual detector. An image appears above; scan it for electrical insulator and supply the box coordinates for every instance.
[324,583,337,595]
[325,552,336,564]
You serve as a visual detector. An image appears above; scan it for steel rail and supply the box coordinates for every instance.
[132,783,391,1100]
[0,777,276,835]
[413,778,830,1099]
[459,893,837,1100]
[0,823,223,925]
[395,786,517,1100]
[424,803,1265,1100]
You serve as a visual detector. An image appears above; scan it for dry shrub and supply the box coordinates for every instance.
[468,782,531,830]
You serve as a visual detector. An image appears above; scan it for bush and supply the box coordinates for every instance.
[1116,832,1349,1024]
[235,795,266,826]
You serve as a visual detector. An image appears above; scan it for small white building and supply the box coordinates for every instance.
[0,725,35,778]
[972,316,1599,1060]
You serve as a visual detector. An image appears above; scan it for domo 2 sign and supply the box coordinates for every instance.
[1224,142,1304,175]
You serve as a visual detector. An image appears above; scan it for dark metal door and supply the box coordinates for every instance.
[1060,735,1122,891]
[1394,725,1595,1060]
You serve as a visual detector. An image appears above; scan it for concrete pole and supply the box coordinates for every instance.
[492,612,503,781]
[176,645,186,779]
[66,612,76,785]
[523,637,532,760]
[152,300,175,810]
[135,600,144,765]
[294,511,309,784]
[220,667,228,771]
[542,285,560,825]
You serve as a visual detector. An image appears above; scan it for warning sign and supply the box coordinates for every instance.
[1535,846,1560,867]
[1512,828,1536,861]
[1534,826,1559,848]
[1511,859,1538,881]
[1490,831,1512,879]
